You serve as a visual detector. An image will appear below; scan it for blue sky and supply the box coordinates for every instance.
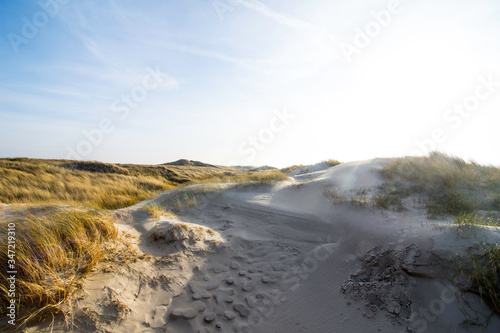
[1,0,500,167]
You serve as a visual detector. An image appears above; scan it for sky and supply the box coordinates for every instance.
[1,0,499,168]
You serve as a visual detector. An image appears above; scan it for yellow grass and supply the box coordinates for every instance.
[0,159,241,209]
[197,169,288,185]
[280,165,304,174]
[0,206,121,326]
[143,203,177,220]
[322,159,342,167]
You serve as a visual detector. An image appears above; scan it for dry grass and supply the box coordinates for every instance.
[196,169,288,185]
[322,185,372,207]
[143,203,177,220]
[322,159,342,167]
[281,165,304,174]
[0,206,121,326]
[171,194,199,211]
[0,158,241,210]
[378,152,500,216]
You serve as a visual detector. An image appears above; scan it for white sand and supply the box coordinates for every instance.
[25,159,500,333]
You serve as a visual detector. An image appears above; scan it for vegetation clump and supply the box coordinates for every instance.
[377,152,500,216]
[452,216,500,315]
[197,169,288,185]
[0,207,122,325]
[143,203,177,220]
[322,159,342,167]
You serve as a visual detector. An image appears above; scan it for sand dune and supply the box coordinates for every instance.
[25,159,500,333]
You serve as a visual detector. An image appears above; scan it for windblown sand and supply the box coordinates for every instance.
[23,159,500,333]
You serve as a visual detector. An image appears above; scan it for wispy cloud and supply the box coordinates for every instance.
[239,0,340,44]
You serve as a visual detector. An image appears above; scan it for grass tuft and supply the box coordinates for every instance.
[456,213,500,228]
[0,207,121,326]
[322,159,342,167]
[143,204,177,220]
[280,165,304,174]
[451,214,500,314]
[453,241,500,314]
[171,193,199,211]
[322,185,371,207]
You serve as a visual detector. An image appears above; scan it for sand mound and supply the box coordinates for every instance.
[150,221,224,252]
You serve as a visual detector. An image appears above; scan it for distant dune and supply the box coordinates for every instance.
[163,159,219,168]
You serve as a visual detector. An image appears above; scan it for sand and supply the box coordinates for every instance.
[22,159,500,332]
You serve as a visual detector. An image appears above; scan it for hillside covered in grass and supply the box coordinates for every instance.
[377,152,500,216]
[0,158,262,209]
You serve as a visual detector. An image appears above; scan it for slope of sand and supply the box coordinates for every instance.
[26,159,500,333]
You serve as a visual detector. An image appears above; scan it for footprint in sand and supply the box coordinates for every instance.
[167,242,302,332]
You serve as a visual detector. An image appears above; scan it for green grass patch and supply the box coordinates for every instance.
[451,214,500,315]
[456,213,500,228]
[453,241,500,314]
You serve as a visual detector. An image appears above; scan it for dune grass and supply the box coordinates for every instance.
[280,165,304,174]
[0,159,241,210]
[463,241,500,315]
[452,214,500,315]
[0,159,285,212]
[377,152,500,216]
[379,155,500,314]
[457,242,500,315]
[322,185,372,208]
[0,207,121,326]
[322,159,342,167]
[0,159,175,209]
[196,169,288,185]
[456,213,500,229]
[143,203,177,220]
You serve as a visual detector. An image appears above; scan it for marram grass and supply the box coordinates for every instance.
[0,207,120,326]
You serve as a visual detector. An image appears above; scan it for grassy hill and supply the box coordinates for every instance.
[377,152,500,216]
[0,158,252,209]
